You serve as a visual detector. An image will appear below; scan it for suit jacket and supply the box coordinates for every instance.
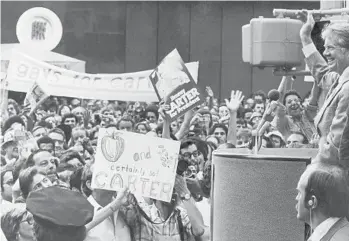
[320,217,349,241]
[339,105,349,168]
[306,51,349,167]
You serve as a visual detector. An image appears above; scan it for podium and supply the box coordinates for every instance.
[211,148,318,241]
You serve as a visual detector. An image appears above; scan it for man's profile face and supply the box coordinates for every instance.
[323,35,347,72]
[295,169,312,223]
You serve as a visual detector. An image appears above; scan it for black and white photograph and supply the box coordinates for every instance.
[1,1,349,241]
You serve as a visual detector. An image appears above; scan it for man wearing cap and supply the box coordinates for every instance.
[1,130,20,165]
[26,185,131,241]
[26,186,93,241]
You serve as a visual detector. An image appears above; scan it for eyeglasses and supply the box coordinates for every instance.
[181,150,200,159]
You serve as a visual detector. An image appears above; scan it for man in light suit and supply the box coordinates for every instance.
[339,105,349,166]
[299,12,349,168]
[296,162,349,241]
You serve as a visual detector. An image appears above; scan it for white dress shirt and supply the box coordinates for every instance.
[84,196,131,241]
[307,217,340,241]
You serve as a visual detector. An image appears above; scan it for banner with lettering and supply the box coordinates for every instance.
[149,49,205,121]
[91,128,180,202]
[6,51,199,102]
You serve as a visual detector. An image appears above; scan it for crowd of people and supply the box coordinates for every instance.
[1,11,349,241]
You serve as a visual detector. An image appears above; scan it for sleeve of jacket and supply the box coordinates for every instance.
[319,84,349,165]
[339,105,349,169]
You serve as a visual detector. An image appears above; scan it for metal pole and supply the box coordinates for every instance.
[273,8,349,18]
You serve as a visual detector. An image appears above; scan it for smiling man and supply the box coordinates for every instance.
[299,12,349,167]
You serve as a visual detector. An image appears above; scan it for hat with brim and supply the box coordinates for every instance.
[26,186,94,227]
[265,130,285,142]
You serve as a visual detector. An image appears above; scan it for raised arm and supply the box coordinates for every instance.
[278,76,294,103]
[175,109,195,140]
[299,11,338,89]
[225,90,244,146]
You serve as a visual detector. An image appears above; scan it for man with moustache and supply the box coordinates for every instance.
[295,162,349,240]
[299,11,349,167]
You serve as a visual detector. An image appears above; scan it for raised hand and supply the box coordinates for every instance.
[158,102,170,121]
[205,86,214,97]
[225,90,245,113]
[109,187,132,211]
[297,10,315,40]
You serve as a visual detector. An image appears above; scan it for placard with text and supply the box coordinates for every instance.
[149,49,204,121]
[91,128,180,202]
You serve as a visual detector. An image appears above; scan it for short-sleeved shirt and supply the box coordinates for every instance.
[122,201,194,241]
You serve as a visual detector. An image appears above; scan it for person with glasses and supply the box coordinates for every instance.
[48,128,67,158]
[1,204,34,241]
[299,11,349,168]
[179,139,202,174]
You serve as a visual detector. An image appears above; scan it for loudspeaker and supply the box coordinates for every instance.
[211,148,316,241]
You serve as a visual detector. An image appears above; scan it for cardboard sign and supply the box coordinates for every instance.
[149,49,205,121]
[6,51,199,102]
[91,129,180,202]
[24,82,49,114]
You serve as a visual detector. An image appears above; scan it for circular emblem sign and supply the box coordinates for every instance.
[16,7,63,51]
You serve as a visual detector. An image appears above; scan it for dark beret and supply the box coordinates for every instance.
[2,115,25,135]
[26,186,94,227]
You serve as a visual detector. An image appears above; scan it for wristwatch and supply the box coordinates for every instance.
[181,193,191,201]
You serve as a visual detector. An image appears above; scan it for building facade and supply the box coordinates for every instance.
[1,1,320,101]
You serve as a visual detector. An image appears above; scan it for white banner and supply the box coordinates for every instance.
[91,129,180,202]
[6,51,199,102]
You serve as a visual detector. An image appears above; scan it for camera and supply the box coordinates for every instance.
[176,157,190,176]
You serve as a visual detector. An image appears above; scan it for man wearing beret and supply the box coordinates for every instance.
[26,186,130,241]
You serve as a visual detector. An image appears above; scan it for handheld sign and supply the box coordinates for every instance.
[149,49,204,121]
[91,129,180,203]
[24,82,49,115]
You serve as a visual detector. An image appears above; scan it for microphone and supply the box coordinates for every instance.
[255,89,280,137]
[267,89,280,102]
